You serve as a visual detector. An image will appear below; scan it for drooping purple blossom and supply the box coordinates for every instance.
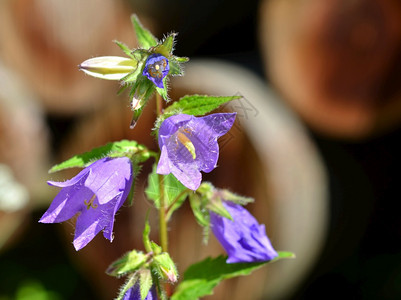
[123,283,157,300]
[39,157,133,250]
[210,201,278,263]
[142,54,169,88]
[157,113,236,190]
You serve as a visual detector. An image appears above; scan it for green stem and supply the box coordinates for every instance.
[158,174,168,253]
[156,93,168,253]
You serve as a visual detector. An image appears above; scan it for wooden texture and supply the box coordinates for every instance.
[260,0,401,139]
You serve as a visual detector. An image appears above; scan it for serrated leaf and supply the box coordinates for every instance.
[145,164,188,220]
[164,95,241,117]
[49,140,151,173]
[131,14,158,49]
[171,252,294,300]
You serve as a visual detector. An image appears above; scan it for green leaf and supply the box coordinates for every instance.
[171,252,295,300]
[131,14,158,49]
[106,250,148,277]
[164,94,241,117]
[49,140,152,173]
[140,269,153,300]
[145,164,188,220]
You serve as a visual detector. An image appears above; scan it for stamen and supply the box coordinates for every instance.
[84,194,98,210]
[176,128,196,160]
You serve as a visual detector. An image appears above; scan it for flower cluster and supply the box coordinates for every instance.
[39,14,289,300]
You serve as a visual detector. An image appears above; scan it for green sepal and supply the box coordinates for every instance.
[139,269,153,300]
[120,51,148,84]
[116,274,137,300]
[152,252,178,283]
[171,252,295,300]
[188,193,210,228]
[197,182,253,218]
[155,78,169,101]
[114,40,136,60]
[218,189,254,205]
[106,250,148,277]
[131,14,158,49]
[49,140,154,173]
[154,33,176,57]
[193,182,231,220]
[169,57,187,76]
[188,193,211,244]
[145,164,189,220]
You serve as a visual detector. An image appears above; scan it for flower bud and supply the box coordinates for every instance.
[79,56,137,80]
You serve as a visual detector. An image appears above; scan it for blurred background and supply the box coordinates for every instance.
[1,0,401,299]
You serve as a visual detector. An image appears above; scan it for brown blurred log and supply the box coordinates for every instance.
[0,0,153,114]
[0,62,50,250]
[260,0,401,139]
[52,60,327,299]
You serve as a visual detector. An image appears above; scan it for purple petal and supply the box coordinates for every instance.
[124,283,157,300]
[157,113,236,190]
[142,54,170,89]
[40,172,92,223]
[83,157,132,205]
[211,202,278,263]
[40,157,133,250]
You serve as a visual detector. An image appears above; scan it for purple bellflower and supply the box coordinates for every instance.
[210,201,278,263]
[39,157,133,251]
[123,283,157,300]
[142,53,170,89]
[157,113,236,190]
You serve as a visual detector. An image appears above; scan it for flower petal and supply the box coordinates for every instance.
[85,157,133,205]
[211,202,278,263]
[40,173,92,223]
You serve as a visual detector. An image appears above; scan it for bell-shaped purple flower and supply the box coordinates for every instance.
[210,201,278,263]
[39,157,133,250]
[123,283,157,300]
[142,53,169,88]
[157,113,236,190]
